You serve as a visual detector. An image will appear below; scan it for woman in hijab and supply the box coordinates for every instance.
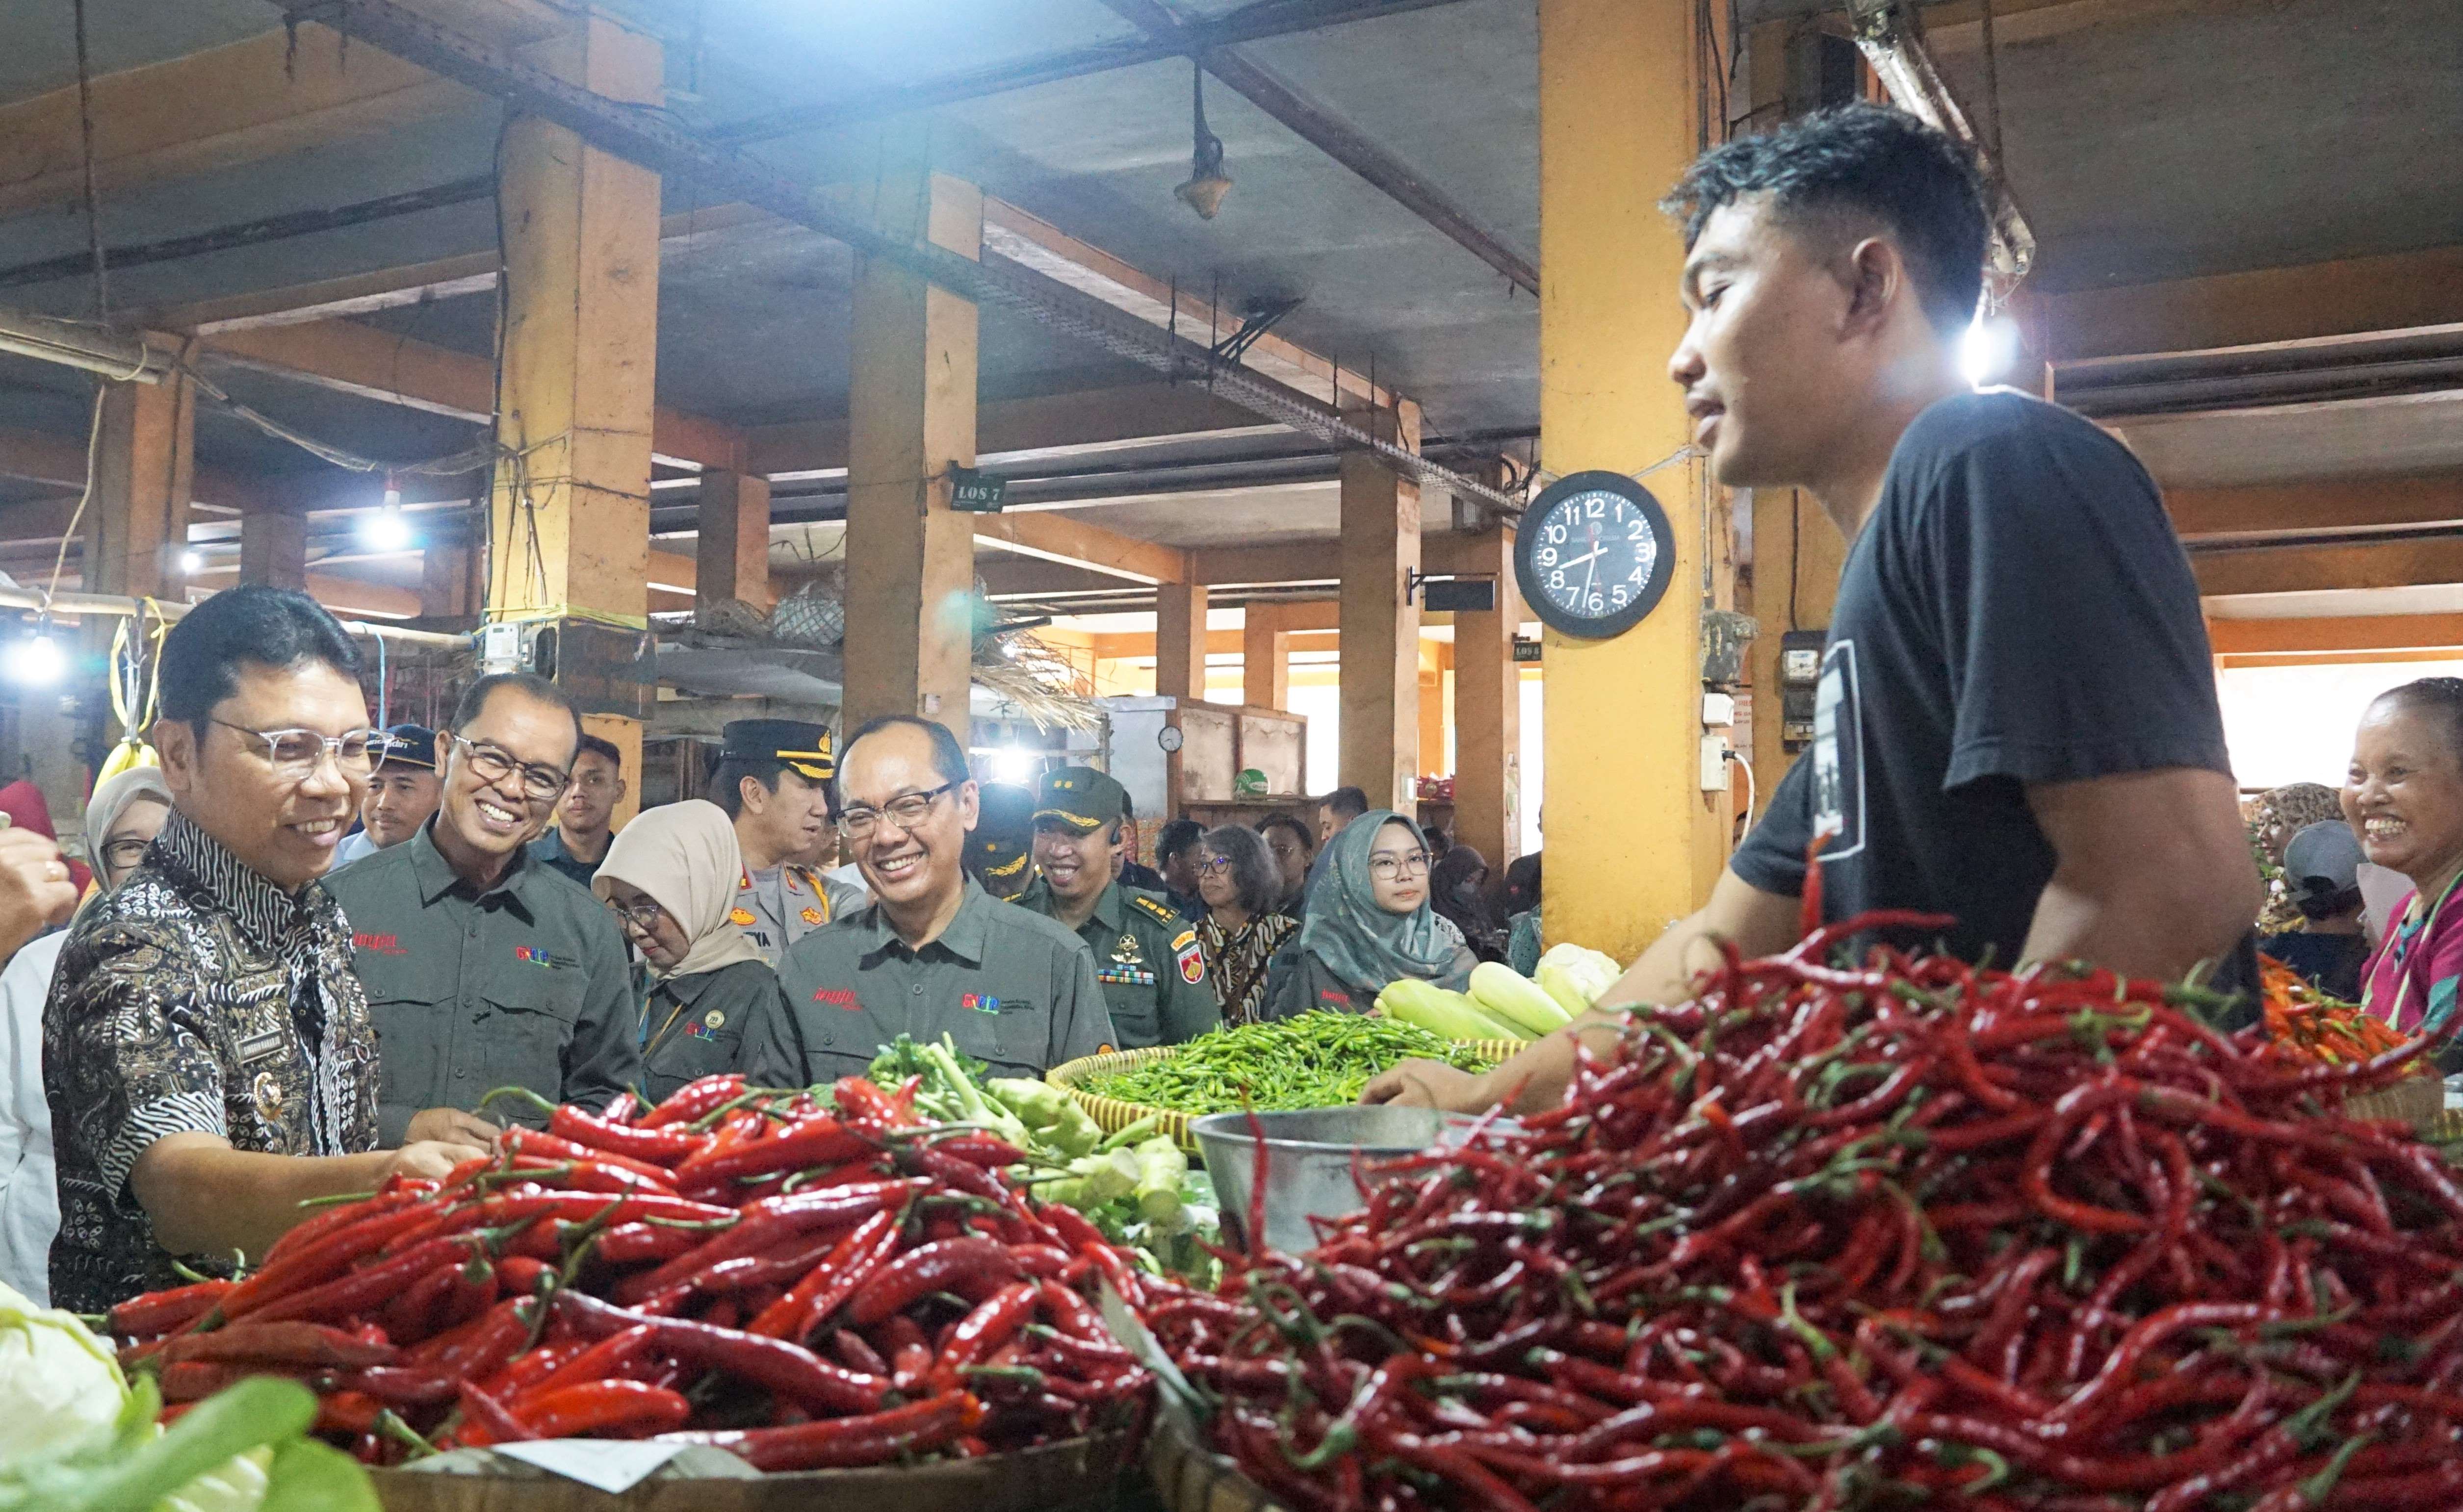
[1262,810,1477,1018]
[594,800,804,1102]
[1428,844,1505,964]
[0,766,173,1302]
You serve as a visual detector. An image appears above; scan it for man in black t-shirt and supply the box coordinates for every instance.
[1367,104,2260,1115]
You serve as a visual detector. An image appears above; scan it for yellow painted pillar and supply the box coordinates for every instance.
[1539,0,1717,956]
[487,13,660,764]
[421,517,480,620]
[1242,602,1290,711]
[1418,662,1444,778]
[843,161,983,743]
[1338,406,1422,809]
[88,372,194,599]
[1745,487,1846,814]
[1452,527,1523,868]
[697,469,774,610]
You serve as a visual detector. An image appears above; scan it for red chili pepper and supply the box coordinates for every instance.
[221,1202,441,1319]
[501,1127,678,1186]
[109,1279,232,1339]
[517,1380,691,1439]
[314,1390,385,1437]
[552,1288,888,1413]
[657,1389,983,1471]
[591,1222,715,1267]
[748,1206,907,1342]
[614,1180,916,1307]
[674,1114,876,1195]
[847,1236,1020,1327]
[158,1321,399,1370]
[640,1074,746,1128]
[452,1382,535,1448]
[249,1232,498,1326]
[495,1255,552,1296]
[516,1323,661,1406]
[547,1102,707,1165]
[930,1281,1038,1388]
[832,1076,909,1127]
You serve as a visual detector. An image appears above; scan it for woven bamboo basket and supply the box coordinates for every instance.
[2343,1072,2461,1140]
[1046,1040,1524,1157]
[1146,1405,1285,1512]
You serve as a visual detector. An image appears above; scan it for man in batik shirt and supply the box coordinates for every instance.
[45,587,484,1312]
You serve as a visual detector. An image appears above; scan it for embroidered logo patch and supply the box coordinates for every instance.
[352,932,404,956]
[686,1008,728,1040]
[729,907,757,926]
[512,945,558,968]
[800,907,823,926]
[961,993,1001,1014]
[812,987,860,1010]
[1174,936,1205,985]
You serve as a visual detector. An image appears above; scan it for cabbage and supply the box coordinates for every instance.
[1535,943,1625,1008]
[0,1281,127,1463]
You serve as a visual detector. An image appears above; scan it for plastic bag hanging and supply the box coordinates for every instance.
[95,600,166,784]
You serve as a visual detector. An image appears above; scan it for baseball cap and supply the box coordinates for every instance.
[969,782,1036,883]
[2282,820,2363,910]
[376,723,437,771]
[1033,766,1129,833]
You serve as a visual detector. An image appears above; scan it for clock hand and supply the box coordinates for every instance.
[1554,546,1606,571]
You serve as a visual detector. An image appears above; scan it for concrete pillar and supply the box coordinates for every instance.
[1242,603,1290,711]
[485,13,661,763]
[843,160,983,742]
[1538,0,1717,957]
[1155,581,1207,703]
[697,468,773,610]
[239,509,308,590]
[87,372,194,599]
[421,517,481,620]
[1452,527,1523,870]
[1337,408,1421,809]
[1418,663,1444,779]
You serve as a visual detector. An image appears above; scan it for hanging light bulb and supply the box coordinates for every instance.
[361,472,414,551]
[5,628,62,687]
[1174,63,1232,220]
[178,548,203,575]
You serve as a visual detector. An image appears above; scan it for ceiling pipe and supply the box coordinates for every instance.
[0,305,173,384]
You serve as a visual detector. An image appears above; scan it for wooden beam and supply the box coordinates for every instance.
[1243,602,1292,711]
[0,425,253,512]
[1923,0,2259,51]
[187,564,424,618]
[157,204,772,334]
[202,317,742,468]
[2193,538,2463,597]
[696,471,770,608]
[970,511,1187,585]
[646,549,699,594]
[1338,410,1422,808]
[981,198,1402,413]
[2168,472,2463,538]
[2208,614,2463,657]
[2040,246,2463,363]
[1191,541,1337,586]
[0,25,476,221]
[749,381,1274,478]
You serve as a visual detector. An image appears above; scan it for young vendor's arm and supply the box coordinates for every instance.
[131,1133,484,1262]
[1361,870,1799,1114]
[2021,766,2262,983]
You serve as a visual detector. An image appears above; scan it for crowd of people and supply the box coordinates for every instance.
[0,584,1553,1312]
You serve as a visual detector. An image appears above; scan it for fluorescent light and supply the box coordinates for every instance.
[5,633,62,686]
[1961,314,2018,388]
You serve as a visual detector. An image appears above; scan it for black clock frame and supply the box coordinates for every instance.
[1514,469,1677,641]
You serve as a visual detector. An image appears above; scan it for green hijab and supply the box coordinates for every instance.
[1294,810,1469,997]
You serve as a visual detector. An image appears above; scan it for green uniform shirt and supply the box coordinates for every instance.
[1011,879,1219,1050]
[776,879,1116,1084]
[635,959,804,1104]
[732,862,866,967]
[326,821,643,1142]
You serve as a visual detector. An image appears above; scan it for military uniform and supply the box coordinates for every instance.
[732,861,864,965]
[776,880,1116,1084]
[1011,767,1218,1049]
[1014,878,1218,1049]
[635,959,805,1103]
[325,820,642,1143]
[966,782,1037,899]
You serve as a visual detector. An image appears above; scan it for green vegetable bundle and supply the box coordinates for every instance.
[1077,1012,1491,1114]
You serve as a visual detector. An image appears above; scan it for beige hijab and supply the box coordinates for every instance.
[592,799,764,980]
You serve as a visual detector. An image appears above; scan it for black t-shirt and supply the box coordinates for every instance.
[1733,390,2231,967]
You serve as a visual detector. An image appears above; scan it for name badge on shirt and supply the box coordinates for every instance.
[238,1029,286,1065]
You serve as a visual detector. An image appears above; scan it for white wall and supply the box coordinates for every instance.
[2217,659,2463,791]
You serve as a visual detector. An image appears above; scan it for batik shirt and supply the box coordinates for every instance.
[44,810,378,1312]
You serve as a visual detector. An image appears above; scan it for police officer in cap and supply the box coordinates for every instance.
[967,782,1037,900]
[709,719,865,966]
[1011,767,1219,1050]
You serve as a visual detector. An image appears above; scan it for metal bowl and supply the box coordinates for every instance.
[1191,1106,1461,1254]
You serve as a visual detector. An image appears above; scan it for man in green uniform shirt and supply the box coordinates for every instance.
[1012,767,1219,1049]
[711,718,864,964]
[327,672,643,1141]
[777,716,1115,1083]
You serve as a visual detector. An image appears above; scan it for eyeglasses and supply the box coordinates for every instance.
[211,720,393,779]
[841,781,956,839]
[1368,850,1433,880]
[1266,840,1308,861]
[1198,855,1235,875]
[606,896,667,932]
[449,733,571,802]
[100,836,153,871]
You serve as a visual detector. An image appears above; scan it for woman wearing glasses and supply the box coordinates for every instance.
[1260,810,1477,1020]
[1193,825,1300,1028]
[594,800,802,1102]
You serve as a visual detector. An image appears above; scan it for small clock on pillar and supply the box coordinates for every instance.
[1513,470,1677,640]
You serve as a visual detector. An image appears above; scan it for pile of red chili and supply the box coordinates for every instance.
[1147,911,2463,1510]
[107,1074,1154,1470]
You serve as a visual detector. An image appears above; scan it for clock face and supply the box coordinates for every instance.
[1515,472,1675,639]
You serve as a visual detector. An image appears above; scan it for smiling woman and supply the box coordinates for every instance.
[2345,678,2463,1066]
